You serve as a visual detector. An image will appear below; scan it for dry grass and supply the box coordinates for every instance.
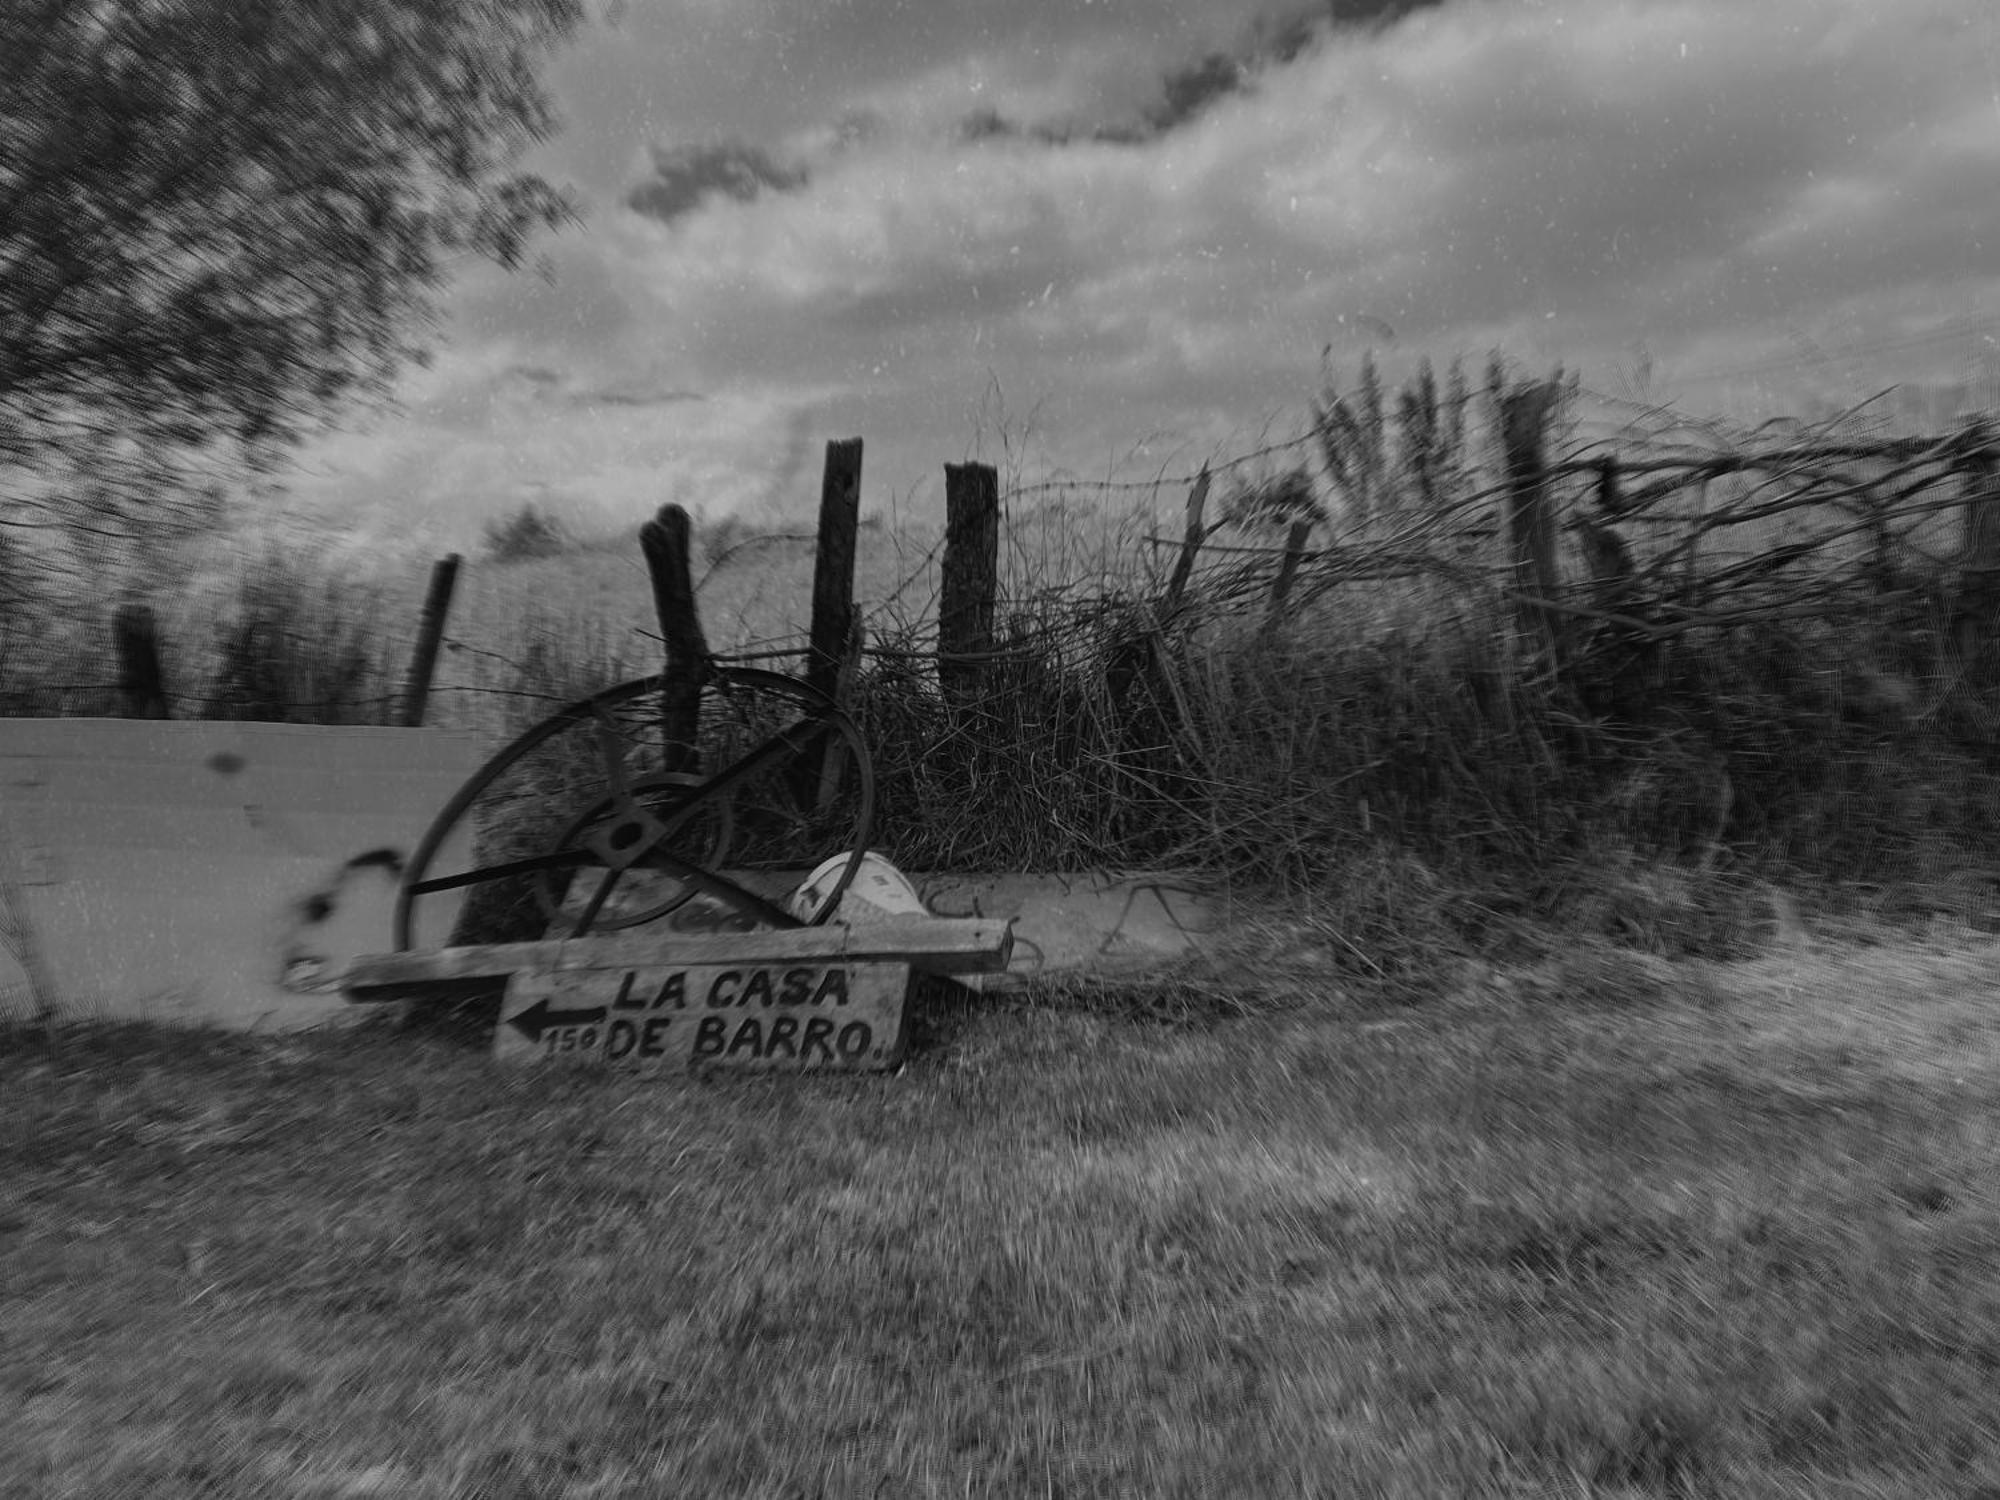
[4,941,1998,1499]
[9,423,2000,972]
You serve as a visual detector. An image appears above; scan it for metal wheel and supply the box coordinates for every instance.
[395,668,875,951]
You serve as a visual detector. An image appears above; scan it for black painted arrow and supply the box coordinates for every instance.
[507,998,608,1043]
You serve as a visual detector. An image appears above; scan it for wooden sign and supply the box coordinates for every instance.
[342,915,1012,1076]
[494,958,911,1072]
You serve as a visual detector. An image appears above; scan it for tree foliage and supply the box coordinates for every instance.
[482,500,569,562]
[0,0,585,535]
[1217,467,1324,532]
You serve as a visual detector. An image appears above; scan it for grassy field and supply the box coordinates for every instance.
[5,934,1997,1498]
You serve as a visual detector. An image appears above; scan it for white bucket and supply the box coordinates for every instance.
[788,851,927,925]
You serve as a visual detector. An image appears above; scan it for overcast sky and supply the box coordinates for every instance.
[289,0,2000,543]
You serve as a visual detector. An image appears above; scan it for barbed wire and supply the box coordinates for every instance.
[6,410,1993,728]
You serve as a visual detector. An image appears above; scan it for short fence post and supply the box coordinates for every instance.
[1577,515,1637,609]
[112,602,170,719]
[1499,379,1562,649]
[1953,420,2000,659]
[808,438,863,707]
[397,553,461,727]
[639,504,710,773]
[1263,517,1316,634]
[1162,466,1210,613]
[940,462,999,696]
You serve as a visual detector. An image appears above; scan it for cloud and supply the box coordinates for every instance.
[1144,51,1246,134]
[962,48,1252,146]
[449,240,637,360]
[946,0,1453,148]
[754,4,1981,425]
[956,107,1020,144]
[1322,0,1449,31]
[578,381,706,408]
[291,374,826,549]
[287,0,2000,538]
[626,141,809,224]
[504,364,706,408]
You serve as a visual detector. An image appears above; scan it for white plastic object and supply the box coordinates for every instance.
[788,851,927,925]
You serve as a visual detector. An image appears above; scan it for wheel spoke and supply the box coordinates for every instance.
[406,845,596,896]
[396,669,876,950]
[644,715,825,821]
[566,862,622,934]
[635,846,804,930]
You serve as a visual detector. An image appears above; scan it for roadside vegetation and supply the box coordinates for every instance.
[20,358,1994,975]
[7,8,1997,1494]
[5,356,1999,1494]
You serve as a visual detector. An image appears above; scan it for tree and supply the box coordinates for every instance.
[0,0,585,538]
[1220,467,1325,531]
[482,500,569,562]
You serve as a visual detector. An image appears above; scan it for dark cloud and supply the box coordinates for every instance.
[956,107,1019,144]
[955,51,1246,146]
[1131,1,1453,136]
[954,0,1450,149]
[1146,52,1244,133]
[575,381,705,408]
[1322,0,1451,33]
[626,141,808,224]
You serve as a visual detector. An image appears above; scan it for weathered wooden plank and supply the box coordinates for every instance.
[808,439,864,707]
[341,916,1013,999]
[492,959,911,1073]
[396,553,460,728]
[940,461,999,697]
[639,504,710,774]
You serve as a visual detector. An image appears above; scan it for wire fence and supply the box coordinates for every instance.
[4,396,1995,732]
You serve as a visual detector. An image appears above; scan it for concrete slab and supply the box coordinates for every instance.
[918,871,1222,988]
[0,719,478,1030]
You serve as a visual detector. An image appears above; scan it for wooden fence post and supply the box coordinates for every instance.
[940,462,999,696]
[808,438,864,707]
[1499,378,1562,648]
[1163,466,1210,613]
[639,504,710,773]
[111,602,170,719]
[397,553,460,727]
[1952,419,2000,660]
[1263,517,1316,634]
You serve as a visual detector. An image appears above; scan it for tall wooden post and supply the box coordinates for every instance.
[639,505,709,773]
[1499,379,1562,649]
[111,603,170,719]
[940,462,999,696]
[808,439,863,707]
[397,553,460,727]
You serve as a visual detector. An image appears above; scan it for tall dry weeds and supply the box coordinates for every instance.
[4,361,1996,971]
